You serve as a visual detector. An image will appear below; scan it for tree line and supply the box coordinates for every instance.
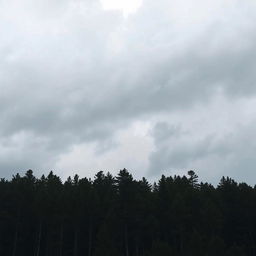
[0,169,255,256]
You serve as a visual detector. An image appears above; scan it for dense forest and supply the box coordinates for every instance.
[0,169,255,256]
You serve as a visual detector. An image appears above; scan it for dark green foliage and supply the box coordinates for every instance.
[0,169,256,255]
[145,241,173,256]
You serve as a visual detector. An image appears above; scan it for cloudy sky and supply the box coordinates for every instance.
[1,0,256,184]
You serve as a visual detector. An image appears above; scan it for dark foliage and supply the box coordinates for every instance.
[0,169,255,255]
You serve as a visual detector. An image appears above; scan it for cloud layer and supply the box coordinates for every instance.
[0,0,256,183]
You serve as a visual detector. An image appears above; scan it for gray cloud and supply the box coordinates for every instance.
[148,111,256,185]
[0,0,256,181]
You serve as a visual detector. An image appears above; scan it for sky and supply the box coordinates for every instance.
[0,0,256,184]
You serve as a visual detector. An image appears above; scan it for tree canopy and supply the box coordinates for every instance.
[0,169,255,255]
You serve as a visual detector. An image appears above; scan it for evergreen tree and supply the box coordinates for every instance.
[0,169,256,255]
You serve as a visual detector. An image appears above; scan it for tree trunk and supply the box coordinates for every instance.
[59,223,64,256]
[179,226,184,255]
[35,220,42,256]
[12,221,19,256]
[248,231,256,256]
[124,224,129,256]
[135,242,139,256]
[44,226,50,256]
[73,226,78,256]
[88,220,93,256]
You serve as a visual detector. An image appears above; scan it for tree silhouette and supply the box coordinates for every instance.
[0,169,255,255]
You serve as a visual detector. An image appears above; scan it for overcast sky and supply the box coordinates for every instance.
[1,0,256,184]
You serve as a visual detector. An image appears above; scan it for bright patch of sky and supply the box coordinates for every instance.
[100,0,143,16]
